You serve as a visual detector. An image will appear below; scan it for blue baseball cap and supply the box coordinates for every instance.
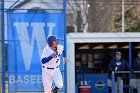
[115,51,121,56]
[47,35,59,46]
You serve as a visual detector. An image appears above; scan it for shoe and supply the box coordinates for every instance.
[52,86,57,93]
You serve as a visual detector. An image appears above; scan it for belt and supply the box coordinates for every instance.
[42,66,58,69]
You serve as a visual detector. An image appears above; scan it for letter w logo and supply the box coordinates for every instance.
[14,22,47,70]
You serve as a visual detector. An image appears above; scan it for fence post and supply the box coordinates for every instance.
[63,0,67,93]
[129,42,132,93]
[1,0,5,93]
[112,71,115,93]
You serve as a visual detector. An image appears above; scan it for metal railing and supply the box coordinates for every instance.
[111,71,140,93]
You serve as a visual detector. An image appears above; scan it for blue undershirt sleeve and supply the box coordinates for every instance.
[41,55,53,64]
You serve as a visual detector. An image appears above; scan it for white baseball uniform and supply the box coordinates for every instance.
[41,45,64,93]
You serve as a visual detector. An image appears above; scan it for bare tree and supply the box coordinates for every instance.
[67,0,91,33]
[67,0,117,32]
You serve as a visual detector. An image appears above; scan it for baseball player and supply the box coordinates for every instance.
[41,35,64,93]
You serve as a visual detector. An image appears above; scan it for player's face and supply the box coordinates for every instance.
[116,55,121,61]
[52,40,58,47]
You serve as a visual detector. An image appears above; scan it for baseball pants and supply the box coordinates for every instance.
[115,77,124,93]
[42,67,63,93]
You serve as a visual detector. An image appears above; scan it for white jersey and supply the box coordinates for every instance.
[41,45,64,68]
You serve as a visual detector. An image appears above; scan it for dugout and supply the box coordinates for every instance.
[66,33,140,93]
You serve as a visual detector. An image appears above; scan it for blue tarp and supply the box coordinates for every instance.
[8,13,64,92]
